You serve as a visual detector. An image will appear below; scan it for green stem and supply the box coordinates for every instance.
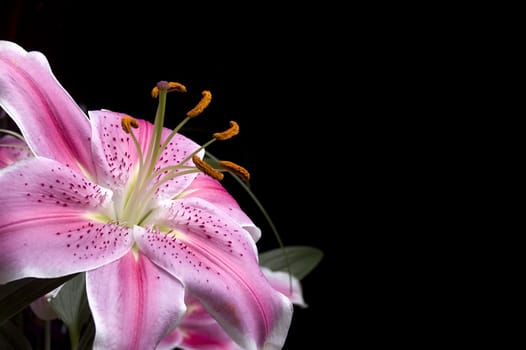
[45,320,51,350]
[68,322,79,350]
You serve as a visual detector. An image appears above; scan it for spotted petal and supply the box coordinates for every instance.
[0,157,132,283]
[181,173,261,242]
[88,110,203,198]
[0,40,96,176]
[135,197,293,350]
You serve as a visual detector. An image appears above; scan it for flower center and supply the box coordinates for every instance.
[114,81,248,227]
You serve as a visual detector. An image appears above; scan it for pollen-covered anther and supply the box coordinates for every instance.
[218,160,250,182]
[213,121,239,141]
[192,155,224,181]
[186,90,212,118]
[151,81,187,98]
[121,115,139,134]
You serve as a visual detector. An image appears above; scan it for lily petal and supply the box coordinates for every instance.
[89,110,202,197]
[86,250,186,350]
[157,293,243,350]
[156,330,184,350]
[158,319,243,350]
[29,286,62,320]
[181,173,261,242]
[0,40,95,176]
[261,267,307,308]
[0,157,132,283]
[158,265,307,350]
[0,134,32,167]
[136,198,293,350]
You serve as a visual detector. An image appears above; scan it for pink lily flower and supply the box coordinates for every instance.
[0,40,293,350]
[158,267,306,350]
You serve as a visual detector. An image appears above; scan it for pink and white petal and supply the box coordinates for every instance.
[262,267,307,308]
[0,135,32,167]
[0,41,95,176]
[181,294,218,324]
[166,321,243,350]
[88,110,202,197]
[181,173,261,242]
[88,110,151,189]
[151,130,204,200]
[156,329,184,350]
[0,157,132,283]
[135,198,293,350]
[87,250,186,350]
[30,288,61,320]
[158,295,242,350]
[161,278,302,350]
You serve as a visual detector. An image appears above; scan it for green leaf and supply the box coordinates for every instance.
[50,273,90,348]
[0,319,32,350]
[77,315,95,350]
[259,245,324,280]
[0,274,77,327]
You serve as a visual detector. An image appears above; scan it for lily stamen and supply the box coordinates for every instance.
[174,119,242,170]
[192,155,224,181]
[118,82,251,226]
[186,90,212,118]
[151,81,187,98]
[120,115,144,171]
[218,160,250,182]
[150,85,211,172]
[213,121,239,141]
[120,82,245,223]
[121,115,139,134]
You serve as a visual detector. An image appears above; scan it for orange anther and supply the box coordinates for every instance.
[218,160,250,182]
[192,155,224,181]
[186,90,212,118]
[121,115,139,134]
[213,121,239,141]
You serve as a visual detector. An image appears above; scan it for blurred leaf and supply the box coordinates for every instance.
[259,246,324,280]
[77,315,95,350]
[50,273,90,347]
[0,274,77,327]
[0,319,32,350]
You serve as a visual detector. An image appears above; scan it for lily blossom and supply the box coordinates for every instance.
[158,267,306,350]
[0,40,292,350]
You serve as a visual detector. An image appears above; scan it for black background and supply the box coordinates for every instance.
[1,1,346,349]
